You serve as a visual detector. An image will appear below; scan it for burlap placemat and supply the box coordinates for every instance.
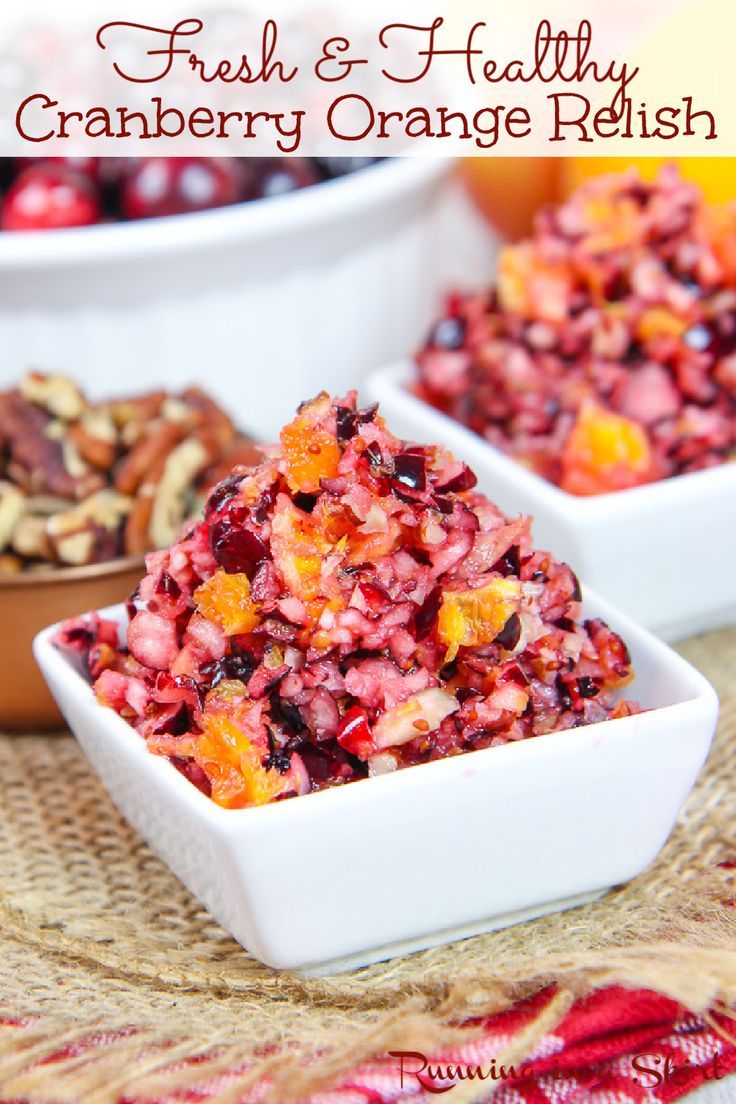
[0,628,734,1102]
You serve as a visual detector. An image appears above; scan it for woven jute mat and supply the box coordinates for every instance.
[0,629,735,1102]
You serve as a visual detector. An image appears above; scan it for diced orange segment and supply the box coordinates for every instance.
[270,498,326,603]
[636,307,688,342]
[497,244,572,324]
[280,407,340,494]
[193,686,287,808]
[194,570,260,635]
[561,404,653,496]
[438,577,522,663]
[580,196,640,251]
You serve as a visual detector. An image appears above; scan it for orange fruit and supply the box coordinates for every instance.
[560,404,653,496]
[438,577,522,663]
[461,158,563,240]
[280,403,340,494]
[194,570,260,635]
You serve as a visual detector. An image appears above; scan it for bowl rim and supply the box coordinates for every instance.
[372,360,736,520]
[33,590,718,829]
[0,554,145,590]
[0,158,451,270]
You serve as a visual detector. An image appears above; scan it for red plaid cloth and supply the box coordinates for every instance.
[5,987,736,1102]
[325,988,736,1104]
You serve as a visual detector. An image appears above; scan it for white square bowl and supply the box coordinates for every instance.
[365,361,736,642]
[34,594,717,975]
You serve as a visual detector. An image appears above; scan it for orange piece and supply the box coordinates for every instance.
[194,570,260,635]
[636,307,688,342]
[579,196,641,253]
[497,243,572,324]
[193,684,287,808]
[438,577,522,663]
[560,404,653,496]
[270,498,327,604]
[280,404,340,494]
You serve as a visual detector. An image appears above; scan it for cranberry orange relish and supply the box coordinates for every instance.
[418,167,736,495]
[57,394,639,808]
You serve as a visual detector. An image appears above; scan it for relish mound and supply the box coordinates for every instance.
[57,393,639,809]
[417,166,736,495]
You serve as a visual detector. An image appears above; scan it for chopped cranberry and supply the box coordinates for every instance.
[201,645,256,688]
[357,580,389,615]
[493,545,521,577]
[265,746,293,774]
[683,323,712,352]
[494,613,521,651]
[364,442,383,468]
[428,317,466,350]
[293,493,318,513]
[335,402,379,442]
[392,453,426,492]
[270,695,304,735]
[155,571,181,599]
[172,758,211,796]
[121,158,239,220]
[204,473,244,518]
[126,585,147,622]
[576,676,600,699]
[209,522,268,577]
[297,743,358,787]
[1,165,100,231]
[415,586,442,640]
[336,706,374,759]
[434,463,477,494]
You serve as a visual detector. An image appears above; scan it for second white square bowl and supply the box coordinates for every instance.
[366,361,736,642]
[35,592,717,975]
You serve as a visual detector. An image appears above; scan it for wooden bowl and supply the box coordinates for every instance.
[0,556,145,732]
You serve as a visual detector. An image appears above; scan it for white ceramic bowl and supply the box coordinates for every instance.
[0,160,450,441]
[34,593,716,975]
[366,362,736,643]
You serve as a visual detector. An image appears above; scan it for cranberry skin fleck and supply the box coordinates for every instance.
[494,612,521,651]
[434,463,477,494]
[415,586,442,640]
[392,452,427,492]
[1,165,100,231]
[336,706,374,759]
[121,158,239,220]
[209,521,268,577]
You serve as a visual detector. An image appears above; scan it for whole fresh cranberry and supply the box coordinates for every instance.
[121,158,240,220]
[249,158,319,200]
[16,156,103,183]
[1,164,101,231]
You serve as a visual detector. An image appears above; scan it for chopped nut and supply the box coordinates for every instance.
[115,422,186,495]
[1,373,250,570]
[12,515,50,560]
[26,495,81,517]
[53,528,96,566]
[62,437,90,480]
[150,437,208,548]
[107,391,166,428]
[162,397,193,423]
[0,482,26,552]
[68,409,118,469]
[20,371,84,421]
[46,490,133,540]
